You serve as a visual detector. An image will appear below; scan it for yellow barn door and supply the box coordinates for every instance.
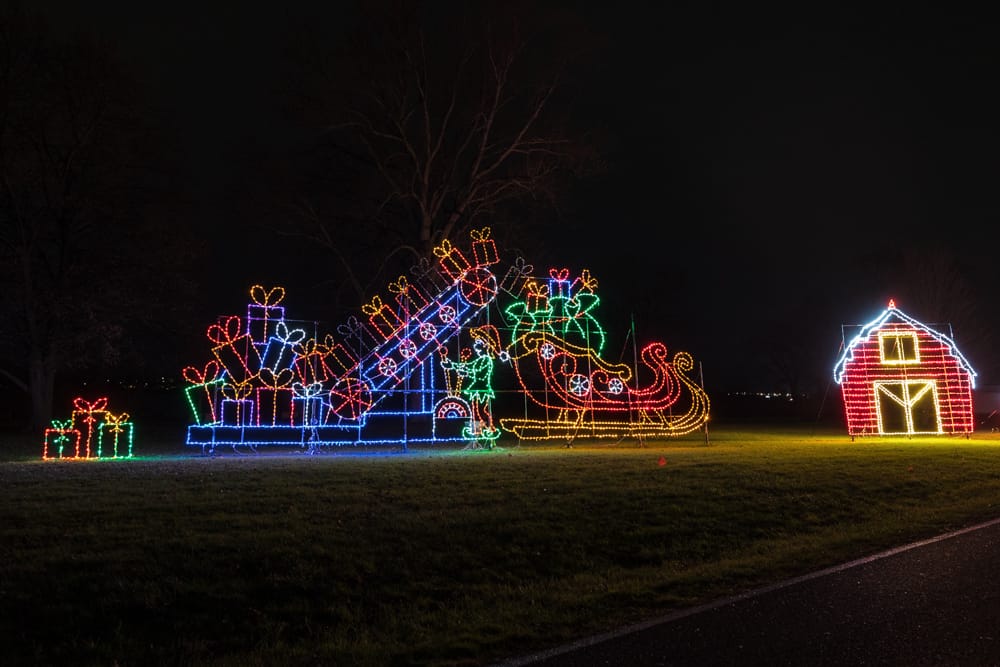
[874,380,942,435]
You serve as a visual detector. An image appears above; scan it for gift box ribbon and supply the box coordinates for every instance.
[249,284,286,307]
[73,397,108,414]
[182,360,221,386]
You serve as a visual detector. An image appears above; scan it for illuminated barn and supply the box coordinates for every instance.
[833,300,976,437]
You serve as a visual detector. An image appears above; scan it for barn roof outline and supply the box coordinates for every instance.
[832,299,977,387]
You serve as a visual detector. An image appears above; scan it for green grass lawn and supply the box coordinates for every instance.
[2,425,1000,666]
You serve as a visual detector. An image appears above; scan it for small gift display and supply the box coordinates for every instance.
[43,397,134,460]
[184,230,508,452]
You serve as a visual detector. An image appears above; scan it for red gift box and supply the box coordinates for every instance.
[470,227,499,267]
[524,280,550,313]
[362,295,404,339]
[43,420,81,459]
[322,335,357,375]
[292,338,334,385]
[256,367,296,425]
[208,315,261,385]
[432,239,471,281]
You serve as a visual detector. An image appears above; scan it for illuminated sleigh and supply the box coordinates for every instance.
[498,270,710,441]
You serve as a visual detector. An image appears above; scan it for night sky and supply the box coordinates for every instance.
[26,2,1000,404]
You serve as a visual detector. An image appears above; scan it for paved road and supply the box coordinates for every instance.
[497,517,1000,667]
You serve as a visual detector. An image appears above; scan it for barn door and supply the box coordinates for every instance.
[874,380,942,435]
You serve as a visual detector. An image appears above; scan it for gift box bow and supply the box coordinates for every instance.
[525,280,550,296]
[411,256,436,278]
[104,412,131,432]
[249,284,286,307]
[207,315,242,345]
[549,267,571,282]
[508,256,533,277]
[388,275,415,295]
[432,239,455,258]
[578,268,598,293]
[73,397,108,413]
[221,382,253,400]
[470,226,491,242]
[50,418,73,432]
[292,381,324,399]
[361,295,388,316]
[336,316,364,340]
[293,337,326,357]
[273,320,306,346]
[182,360,221,386]
[259,367,295,389]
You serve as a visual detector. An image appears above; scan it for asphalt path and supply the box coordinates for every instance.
[496,517,1000,667]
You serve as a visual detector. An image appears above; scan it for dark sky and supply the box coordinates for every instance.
[27,2,1000,396]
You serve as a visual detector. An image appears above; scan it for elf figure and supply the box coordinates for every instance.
[439,325,504,449]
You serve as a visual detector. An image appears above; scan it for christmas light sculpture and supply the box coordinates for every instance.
[183,226,711,453]
[42,397,135,460]
[184,228,505,454]
[833,299,976,437]
[498,267,711,441]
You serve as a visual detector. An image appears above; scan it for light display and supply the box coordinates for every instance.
[498,267,711,441]
[184,228,505,454]
[833,299,976,437]
[42,397,135,460]
[183,227,712,453]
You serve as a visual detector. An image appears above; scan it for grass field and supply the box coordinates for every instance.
[2,424,1000,666]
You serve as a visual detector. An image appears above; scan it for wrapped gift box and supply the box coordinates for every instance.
[292,339,334,385]
[71,397,108,459]
[245,284,287,344]
[97,416,134,458]
[43,421,80,459]
[259,321,305,372]
[470,227,499,267]
[432,239,471,281]
[220,398,255,426]
[388,275,428,316]
[500,256,534,296]
[362,295,404,339]
[256,382,295,426]
[547,268,573,299]
[208,315,261,385]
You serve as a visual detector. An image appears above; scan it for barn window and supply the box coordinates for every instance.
[879,331,919,365]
